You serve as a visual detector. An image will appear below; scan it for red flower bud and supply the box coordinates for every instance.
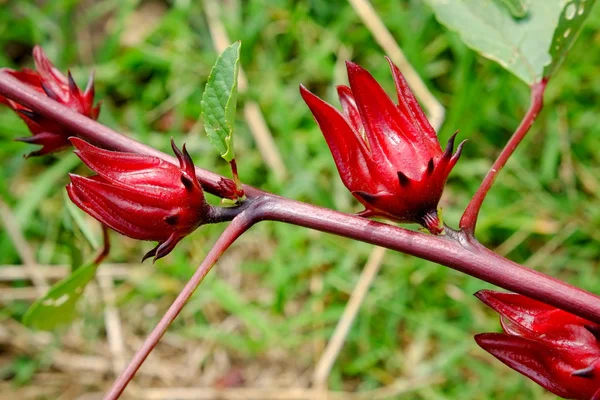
[66,138,211,262]
[300,58,464,234]
[0,46,100,157]
[475,290,600,399]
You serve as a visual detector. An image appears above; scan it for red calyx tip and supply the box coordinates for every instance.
[345,60,363,75]
[298,84,313,99]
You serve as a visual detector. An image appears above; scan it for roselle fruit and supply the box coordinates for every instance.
[67,138,211,262]
[300,58,464,234]
[0,46,99,157]
[476,290,600,399]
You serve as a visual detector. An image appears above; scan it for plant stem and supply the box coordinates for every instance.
[460,79,548,234]
[106,194,600,398]
[253,196,600,324]
[93,225,110,265]
[104,211,255,400]
[3,73,600,326]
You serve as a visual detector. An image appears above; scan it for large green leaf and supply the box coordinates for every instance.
[496,0,528,18]
[425,0,596,85]
[23,262,98,330]
[201,41,241,162]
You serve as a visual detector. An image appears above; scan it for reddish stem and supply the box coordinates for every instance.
[104,211,255,400]
[460,79,548,234]
[253,196,600,323]
[93,225,110,265]
[108,195,600,397]
[1,71,599,321]
[3,71,600,395]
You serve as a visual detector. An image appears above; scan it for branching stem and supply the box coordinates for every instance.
[252,196,600,323]
[2,71,600,399]
[460,79,548,234]
[104,210,256,400]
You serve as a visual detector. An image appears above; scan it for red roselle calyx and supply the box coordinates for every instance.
[0,46,99,157]
[475,290,600,399]
[300,58,464,234]
[67,138,213,262]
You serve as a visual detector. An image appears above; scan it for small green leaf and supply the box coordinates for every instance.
[201,41,241,162]
[425,0,596,85]
[23,262,99,330]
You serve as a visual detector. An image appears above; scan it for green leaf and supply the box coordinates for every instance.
[425,0,596,85]
[495,0,528,18]
[201,41,241,162]
[23,262,99,330]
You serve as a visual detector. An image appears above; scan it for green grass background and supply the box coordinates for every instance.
[0,0,599,398]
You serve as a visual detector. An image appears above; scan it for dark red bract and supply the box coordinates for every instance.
[67,138,210,262]
[0,46,99,157]
[475,290,600,399]
[300,58,464,233]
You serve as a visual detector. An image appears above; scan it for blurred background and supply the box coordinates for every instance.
[0,0,599,399]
